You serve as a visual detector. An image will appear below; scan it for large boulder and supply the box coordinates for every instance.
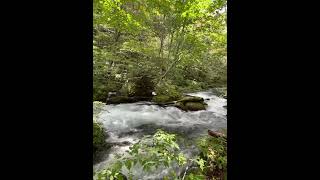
[175,101,206,111]
[174,101,188,111]
[185,102,206,111]
[175,95,207,111]
[177,96,204,103]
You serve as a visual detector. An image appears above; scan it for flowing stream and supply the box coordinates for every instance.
[93,90,227,179]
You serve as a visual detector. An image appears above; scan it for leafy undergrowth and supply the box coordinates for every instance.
[93,121,108,158]
[93,101,109,160]
[192,134,227,180]
[95,130,227,180]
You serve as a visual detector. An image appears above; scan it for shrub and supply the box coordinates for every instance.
[93,101,108,158]
[93,121,107,156]
[195,133,227,180]
[96,130,187,180]
[95,130,227,180]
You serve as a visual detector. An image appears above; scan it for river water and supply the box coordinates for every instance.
[93,90,227,179]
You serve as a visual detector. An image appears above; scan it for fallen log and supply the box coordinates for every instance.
[135,101,176,107]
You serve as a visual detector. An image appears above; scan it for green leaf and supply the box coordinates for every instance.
[196,158,206,171]
[125,159,133,170]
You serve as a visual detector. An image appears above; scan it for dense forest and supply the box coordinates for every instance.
[93,0,226,102]
[93,0,227,179]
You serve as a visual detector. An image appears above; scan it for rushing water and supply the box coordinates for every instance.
[93,90,227,179]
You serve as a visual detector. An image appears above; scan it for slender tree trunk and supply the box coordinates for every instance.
[167,31,174,60]
[159,36,164,57]
[158,53,182,84]
[115,29,121,42]
[171,17,187,62]
[158,14,166,58]
[157,34,186,86]
[157,18,187,86]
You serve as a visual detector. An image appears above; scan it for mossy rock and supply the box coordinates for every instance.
[175,101,188,111]
[185,102,206,111]
[152,95,171,103]
[177,96,204,103]
[175,101,206,111]
[175,95,206,111]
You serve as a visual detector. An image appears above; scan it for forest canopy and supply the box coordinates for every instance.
[93,0,227,101]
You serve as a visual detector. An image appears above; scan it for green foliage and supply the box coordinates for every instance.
[93,121,107,156]
[212,87,227,98]
[180,131,227,180]
[129,70,156,97]
[93,101,105,116]
[95,129,227,180]
[152,95,171,103]
[93,0,227,101]
[185,173,206,180]
[96,130,187,180]
[195,134,227,179]
[93,101,109,158]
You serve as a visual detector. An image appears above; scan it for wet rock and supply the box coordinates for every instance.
[184,102,206,111]
[175,95,207,111]
[177,96,204,103]
[174,101,188,111]
[175,101,207,111]
[208,130,226,138]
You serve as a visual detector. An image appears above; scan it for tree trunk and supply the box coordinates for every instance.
[115,29,121,42]
[167,31,174,60]
[156,53,183,86]
[175,19,186,55]
[159,36,164,57]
